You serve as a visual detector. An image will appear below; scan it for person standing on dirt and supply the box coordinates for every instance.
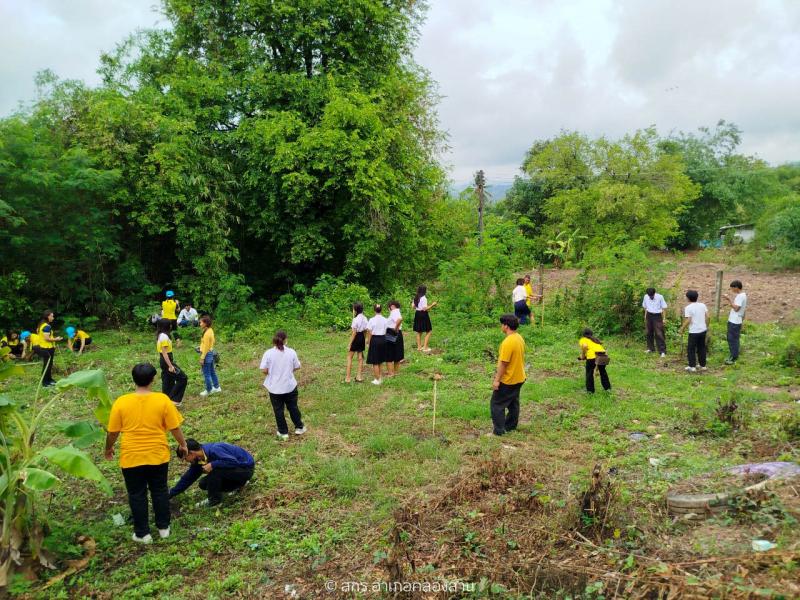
[642,287,668,357]
[678,290,708,373]
[723,280,747,365]
[489,314,526,436]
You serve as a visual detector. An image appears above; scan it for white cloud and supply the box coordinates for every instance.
[2,0,798,185]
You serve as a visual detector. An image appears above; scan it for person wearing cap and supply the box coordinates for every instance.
[66,327,93,355]
[161,290,181,344]
[169,439,255,507]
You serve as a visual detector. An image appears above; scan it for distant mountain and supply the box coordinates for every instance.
[449,182,514,202]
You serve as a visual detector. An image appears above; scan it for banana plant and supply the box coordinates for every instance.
[0,355,113,588]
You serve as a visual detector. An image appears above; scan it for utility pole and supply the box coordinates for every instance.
[475,169,486,245]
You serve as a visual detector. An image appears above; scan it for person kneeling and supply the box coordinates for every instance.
[169,439,254,507]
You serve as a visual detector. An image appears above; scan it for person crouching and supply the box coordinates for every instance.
[169,439,255,507]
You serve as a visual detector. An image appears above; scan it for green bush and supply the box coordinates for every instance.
[779,327,800,368]
[303,275,372,330]
[549,242,665,335]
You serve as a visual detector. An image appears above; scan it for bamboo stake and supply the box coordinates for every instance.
[714,269,723,322]
[432,374,441,435]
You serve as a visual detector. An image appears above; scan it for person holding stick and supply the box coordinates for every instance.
[723,280,747,365]
[512,278,531,325]
[679,290,709,373]
[489,314,526,436]
[642,287,668,357]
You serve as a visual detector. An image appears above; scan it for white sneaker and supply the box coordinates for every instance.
[685,366,696,372]
[199,390,209,397]
[645,349,652,354]
[158,528,170,539]
[699,366,708,371]
[660,353,666,358]
[194,499,209,508]
[371,379,381,385]
[277,432,289,441]
[294,427,307,435]
[132,533,153,544]
[211,386,222,394]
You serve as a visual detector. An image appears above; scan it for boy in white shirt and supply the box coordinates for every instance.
[642,287,668,357]
[678,290,709,372]
[723,280,747,364]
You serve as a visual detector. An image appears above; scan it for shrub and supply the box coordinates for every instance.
[779,327,800,368]
[303,275,372,330]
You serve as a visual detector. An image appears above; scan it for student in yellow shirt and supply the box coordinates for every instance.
[579,328,611,394]
[161,290,181,345]
[104,363,187,543]
[1,330,24,360]
[34,310,63,387]
[489,314,526,436]
[524,274,541,324]
[156,318,188,405]
[198,315,220,397]
[65,327,92,355]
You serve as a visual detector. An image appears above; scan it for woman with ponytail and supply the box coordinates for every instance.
[260,330,305,441]
[35,310,62,387]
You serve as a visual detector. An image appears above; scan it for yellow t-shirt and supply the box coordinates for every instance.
[37,322,55,349]
[579,337,606,360]
[498,332,526,385]
[199,327,215,360]
[162,299,178,320]
[156,333,173,355]
[107,392,183,468]
[29,333,41,347]
[76,330,90,340]
[524,283,534,307]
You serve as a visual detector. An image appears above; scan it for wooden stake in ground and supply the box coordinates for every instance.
[714,269,723,321]
[432,373,442,435]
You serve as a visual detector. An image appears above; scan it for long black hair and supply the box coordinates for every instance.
[413,285,427,309]
[273,330,287,350]
[38,309,54,329]
[156,318,172,340]
[582,328,602,345]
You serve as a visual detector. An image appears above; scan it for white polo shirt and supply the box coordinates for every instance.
[642,293,667,314]
[728,293,747,325]
[684,302,708,334]
[260,346,300,394]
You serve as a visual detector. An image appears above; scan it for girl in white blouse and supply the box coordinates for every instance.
[386,300,404,376]
[412,285,437,352]
[366,304,389,385]
[346,302,368,383]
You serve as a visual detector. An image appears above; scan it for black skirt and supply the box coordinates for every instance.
[413,310,432,333]
[366,334,386,364]
[350,331,366,353]
[385,329,404,363]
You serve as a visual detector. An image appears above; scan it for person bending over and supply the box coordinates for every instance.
[170,439,255,507]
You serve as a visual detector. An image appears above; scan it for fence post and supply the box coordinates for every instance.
[538,264,545,327]
[714,270,724,321]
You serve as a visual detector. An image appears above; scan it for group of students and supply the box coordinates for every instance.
[641,280,748,370]
[1,311,93,387]
[345,285,437,385]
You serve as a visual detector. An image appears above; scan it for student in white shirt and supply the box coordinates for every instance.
[177,303,199,327]
[259,331,305,441]
[386,300,405,376]
[512,278,531,325]
[678,290,709,372]
[412,285,437,352]
[723,280,747,364]
[642,287,668,357]
[366,304,389,385]
[345,302,368,383]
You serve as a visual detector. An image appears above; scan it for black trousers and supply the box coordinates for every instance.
[159,354,187,403]
[514,300,531,325]
[585,359,611,393]
[33,346,55,385]
[269,387,303,435]
[490,382,523,435]
[645,312,666,353]
[727,322,742,360]
[687,331,707,367]
[72,337,92,351]
[121,462,170,537]
[199,466,254,506]
[169,319,180,339]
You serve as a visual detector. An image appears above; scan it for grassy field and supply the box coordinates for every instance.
[3,315,800,598]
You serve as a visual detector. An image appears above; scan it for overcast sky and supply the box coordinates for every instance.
[2,0,798,184]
